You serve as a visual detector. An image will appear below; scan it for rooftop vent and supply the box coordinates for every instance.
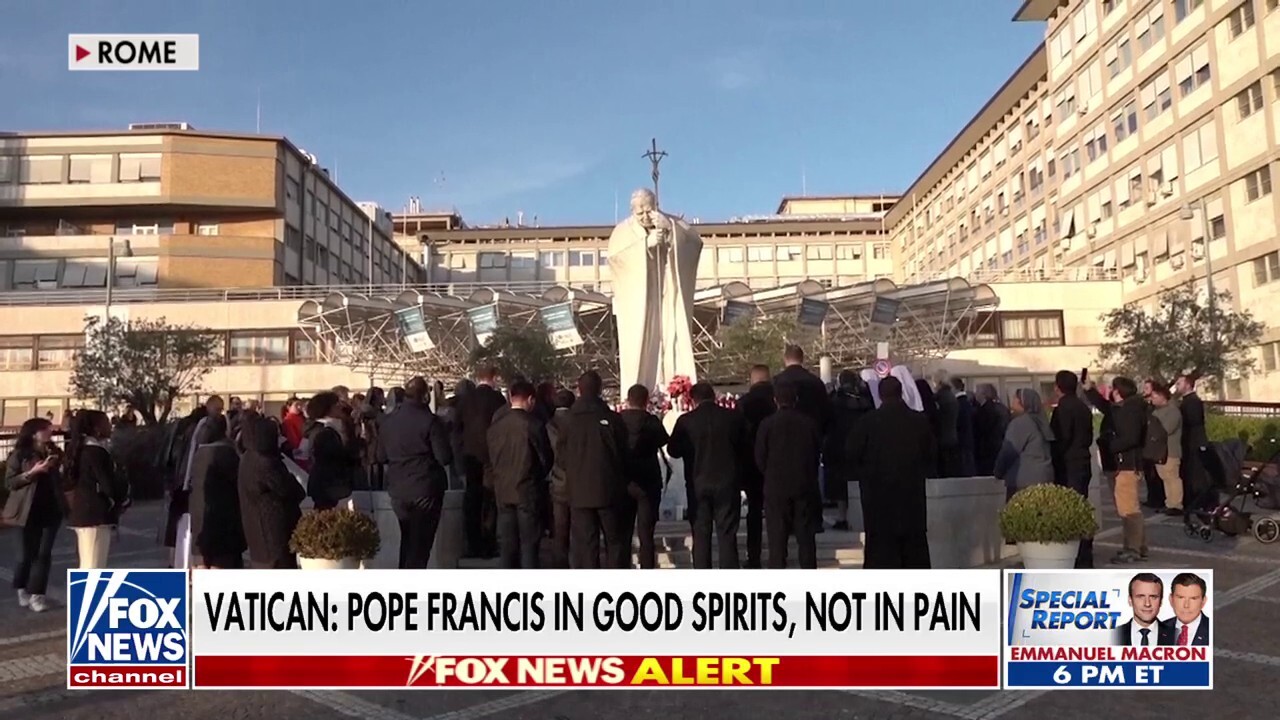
[128,122,193,131]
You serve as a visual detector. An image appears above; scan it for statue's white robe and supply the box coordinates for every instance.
[607,212,703,391]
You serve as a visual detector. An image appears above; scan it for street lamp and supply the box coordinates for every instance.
[1179,198,1216,369]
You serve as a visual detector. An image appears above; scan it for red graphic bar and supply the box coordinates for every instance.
[69,664,187,688]
[194,654,998,689]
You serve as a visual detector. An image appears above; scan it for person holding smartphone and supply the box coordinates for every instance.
[2,417,64,612]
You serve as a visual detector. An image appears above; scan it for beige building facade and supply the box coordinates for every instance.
[888,0,1280,399]
[0,128,423,292]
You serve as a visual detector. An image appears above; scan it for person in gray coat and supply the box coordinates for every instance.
[994,388,1056,499]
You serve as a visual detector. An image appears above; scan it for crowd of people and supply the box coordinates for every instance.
[0,345,1217,612]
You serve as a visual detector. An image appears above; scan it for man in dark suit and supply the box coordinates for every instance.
[1050,370,1096,568]
[618,384,669,569]
[455,366,506,558]
[1175,375,1210,511]
[380,377,454,569]
[755,381,823,569]
[847,375,935,569]
[1161,572,1211,646]
[773,345,830,434]
[735,364,775,567]
[1113,573,1174,646]
[557,370,631,569]
[668,382,750,569]
[486,381,553,569]
[951,377,977,477]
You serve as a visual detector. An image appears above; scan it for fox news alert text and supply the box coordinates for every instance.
[189,570,1001,689]
[1003,569,1213,690]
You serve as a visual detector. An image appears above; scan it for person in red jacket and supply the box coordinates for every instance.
[282,397,307,469]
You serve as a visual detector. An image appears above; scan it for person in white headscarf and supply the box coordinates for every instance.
[859,369,882,408]
[890,366,925,412]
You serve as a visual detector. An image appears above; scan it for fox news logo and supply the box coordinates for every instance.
[68,35,199,71]
[67,570,188,689]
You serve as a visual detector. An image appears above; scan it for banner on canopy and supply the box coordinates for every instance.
[394,307,435,353]
[539,302,583,350]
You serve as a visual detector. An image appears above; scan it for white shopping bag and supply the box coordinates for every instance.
[173,512,192,569]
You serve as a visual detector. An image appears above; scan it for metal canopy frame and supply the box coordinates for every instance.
[295,278,1000,385]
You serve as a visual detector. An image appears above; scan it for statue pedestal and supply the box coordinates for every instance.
[847,476,1006,568]
[658,410,688,521]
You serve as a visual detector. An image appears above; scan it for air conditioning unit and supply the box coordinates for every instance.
[1146,189,1159,206]
[1191,240,1205,259]
[1059,237,1072,251]
[1135,269,1149,283]
[1171,254,1186,269]
[1162,182,1175,197]
[1087,223,1099,239]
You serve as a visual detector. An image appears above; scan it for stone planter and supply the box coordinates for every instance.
[297,556,360,570]
[1017,540,1081,569]
[848,476,1006,567]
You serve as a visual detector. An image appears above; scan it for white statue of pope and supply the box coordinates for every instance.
[607,188,703,391]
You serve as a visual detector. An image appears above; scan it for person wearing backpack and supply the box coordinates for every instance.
[1149,386,1183,516]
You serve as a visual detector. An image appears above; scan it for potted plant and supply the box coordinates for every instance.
[290,508,381,569]
[1000,484,1098,569]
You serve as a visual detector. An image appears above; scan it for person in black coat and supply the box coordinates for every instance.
[668,382,750,569]
[915,380,943,477]
[487,381,553,569]
[161,396,222,565]
[619,384,670,570]
[1175,375,1210,511]
[557,370,631,569]
[848,375,935,569]
[188,415,245,569]
[1083,380,1117,478]
[381,377,453,569]
[755,381,823,568]
[304,392,358,510]
[951,378,977,477]
[735,364,775,567]
[933,375,962,477]
[3,417,65,612]
[973,384,1010,477]
[238,415,307,569]
[824,370,874,532]
[773,346,831,433]
[455,367,506,558]
[545,389,576,568]
[1049,370,1096,568]
[1110,377,1148,564]
[65,410,129,569]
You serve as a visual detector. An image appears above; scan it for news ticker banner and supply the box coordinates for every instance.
[64,567,1213,691]
[1004,569,1213,690]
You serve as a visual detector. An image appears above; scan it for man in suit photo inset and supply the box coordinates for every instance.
[1114,573,1175,646]
[1161,572,1211,646]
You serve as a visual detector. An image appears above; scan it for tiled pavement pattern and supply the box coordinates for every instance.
[1,497,1277,719]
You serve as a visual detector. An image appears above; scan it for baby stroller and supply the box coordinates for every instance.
[1184,439,1280,544]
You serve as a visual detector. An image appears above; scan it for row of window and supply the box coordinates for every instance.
[0,153,162,185]
[445,243,891,271]
[965,311,1067,349]
[0,330,323,372]
[6,258,159,291]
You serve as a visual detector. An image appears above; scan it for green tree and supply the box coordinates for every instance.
[1097,285,1264,388]
[469,322,572,383]
[69,315,223,425]
[707,314,805,382]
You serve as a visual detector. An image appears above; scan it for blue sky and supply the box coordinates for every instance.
[0,1,1043,225]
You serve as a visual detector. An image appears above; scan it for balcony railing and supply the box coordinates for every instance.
[903,266,1121,286]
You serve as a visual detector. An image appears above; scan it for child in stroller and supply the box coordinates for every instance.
[1184,438,1280,543]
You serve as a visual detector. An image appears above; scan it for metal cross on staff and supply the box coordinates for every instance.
[642,138,667,202]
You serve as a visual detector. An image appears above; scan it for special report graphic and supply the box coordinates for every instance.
[1003,569,1213,690]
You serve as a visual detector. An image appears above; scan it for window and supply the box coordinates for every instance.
[1,399,31,427]
[60,260,108,288]
[1025,111,1040,139]
[1060,147,1081,178]
[478,252,508,269]
[568,250,596,267]
[228,332,289,364]
[285,226,302,251]
[1112,98,1139,141]
[509,252,536,270]
[196,223,219,236]
[286,177,299,202]
[12,260,58,290]
[290,330,320,363]
[540,251,564,268]
[777,245,803,261]
[1073,2,1097,40]
[0,156,15,183]
[36,335,84,370]
[1237,81,1264,120]
[1182,122,1219,171]
[1106,35,1132,78]
[835,244,862,261]
[1263,341,1280,374]
[18,156,62,184]
[1228,0,1255,37]
[872,243,889,260]
[1245,166,1273,202]
[1080,60,1103,102]
[118,153,161,182]
[68,155,112,184]
[113,259,158,287]
[1055,86,1077,122]
[1052,28,1071,60]
[1103,0,1122,16]
[999,312,1066,347]
[1137,5,1165,51]
[1209,212,1226,240]
[1085,124,1109,163]
[1175,0,1204,22]
[806,245,833,260]
[746,245,774,262]
[1141,72,1172,120]
[1254,251,1280,286]
[1176,43,1211,97]
[0,337,34,371]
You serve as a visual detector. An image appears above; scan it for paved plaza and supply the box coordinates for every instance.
[1,498,1277,719]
